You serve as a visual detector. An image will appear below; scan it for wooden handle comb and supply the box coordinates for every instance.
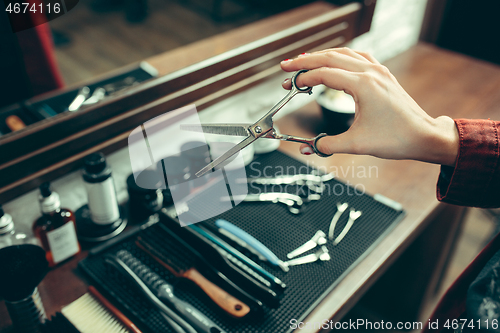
[182,267,250,318]
[136,239,250,318]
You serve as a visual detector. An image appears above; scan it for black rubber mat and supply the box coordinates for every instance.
[79,151,405,333]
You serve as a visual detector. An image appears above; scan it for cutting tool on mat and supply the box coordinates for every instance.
[215,219,289,272]
[181,70,332,177]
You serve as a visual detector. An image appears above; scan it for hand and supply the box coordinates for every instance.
[280,48,459,166]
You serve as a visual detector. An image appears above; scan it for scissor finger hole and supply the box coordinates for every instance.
[292,70,312,92]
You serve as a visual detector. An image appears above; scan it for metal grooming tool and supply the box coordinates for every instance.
[153,219,263,311]
[245,172,335,194]
[68,87,90,111]
[82,88,106,105]
[328,202,349,240]
[215,219,289,273]
[181,70,332,177]
[333,209,362,246]
[188,223,286,303]
[103,253,196,333]
[305,193,322,202]
[284,246,330,267]
[103,76,139,94]
[225,193,303,214]
[114,250,225,333]
[286,230,327,259]
[136,234,252,317]
[217,228,267,261]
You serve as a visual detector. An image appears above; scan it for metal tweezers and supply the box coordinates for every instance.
[181,70,332,177]
[245,171,335,194]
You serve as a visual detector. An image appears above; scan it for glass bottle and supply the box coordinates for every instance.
[0,205,37,249]
[33,183,80,267]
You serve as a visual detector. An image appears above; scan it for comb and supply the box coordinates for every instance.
[116,250,225,333]
[139,221,264,309]
[136,235,250,318]
[61,286,142,333]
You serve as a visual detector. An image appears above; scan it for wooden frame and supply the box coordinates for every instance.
[0,1,376,203]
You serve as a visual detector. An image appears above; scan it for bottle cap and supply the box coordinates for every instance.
[39,182,51,198]
[82,153,112,183]
[38,183,61,214]
[84,153,107,174]
[0,206,14,235]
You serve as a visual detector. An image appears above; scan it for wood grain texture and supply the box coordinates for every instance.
[184,268,251,318]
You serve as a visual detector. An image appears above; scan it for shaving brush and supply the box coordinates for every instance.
[0,244,49,333]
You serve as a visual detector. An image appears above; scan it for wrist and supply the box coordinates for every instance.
[427,116,459,166]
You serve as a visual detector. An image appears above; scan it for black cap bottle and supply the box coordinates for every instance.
[32,183,80,267]
[82,153,120,225]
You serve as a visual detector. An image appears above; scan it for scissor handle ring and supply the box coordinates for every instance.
[312,133,333,157]
[292,70,313,93]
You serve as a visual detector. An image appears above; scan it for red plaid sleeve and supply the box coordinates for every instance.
[437,119,500,208]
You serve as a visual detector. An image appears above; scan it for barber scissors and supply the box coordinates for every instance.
[181,70,332,177]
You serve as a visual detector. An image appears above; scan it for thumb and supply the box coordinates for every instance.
[299,132,356,156]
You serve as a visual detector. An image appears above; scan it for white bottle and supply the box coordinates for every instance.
[82,153,120,225]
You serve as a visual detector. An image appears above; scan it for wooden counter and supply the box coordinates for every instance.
[2,43,500,332]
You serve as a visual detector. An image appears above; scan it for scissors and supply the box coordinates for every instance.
[181,70,332,177]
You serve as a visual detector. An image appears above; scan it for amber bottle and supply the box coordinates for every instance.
[33,183,80,267]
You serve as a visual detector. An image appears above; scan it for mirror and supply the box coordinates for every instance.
[0,0,375,203]
[1,0,335,139]
[1,2,270,135]
[51,0,275,85]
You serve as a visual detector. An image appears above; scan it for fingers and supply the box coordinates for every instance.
[316,133,350,155]
[281,51,369,73]
[280,48,378,95]
[283,67,358,98]
[280,47,378,73]
[326,48,380,64]
[315,47,370,63]
[298,131,357,156]
[308,48,379,64]
[355,51,380,64]
[281,77,292,90]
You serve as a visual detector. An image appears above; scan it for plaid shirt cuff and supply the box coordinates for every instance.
[437,119,500,208]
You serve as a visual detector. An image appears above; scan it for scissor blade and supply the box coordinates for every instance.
[196,136,257,177]
[180,123,251,136]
